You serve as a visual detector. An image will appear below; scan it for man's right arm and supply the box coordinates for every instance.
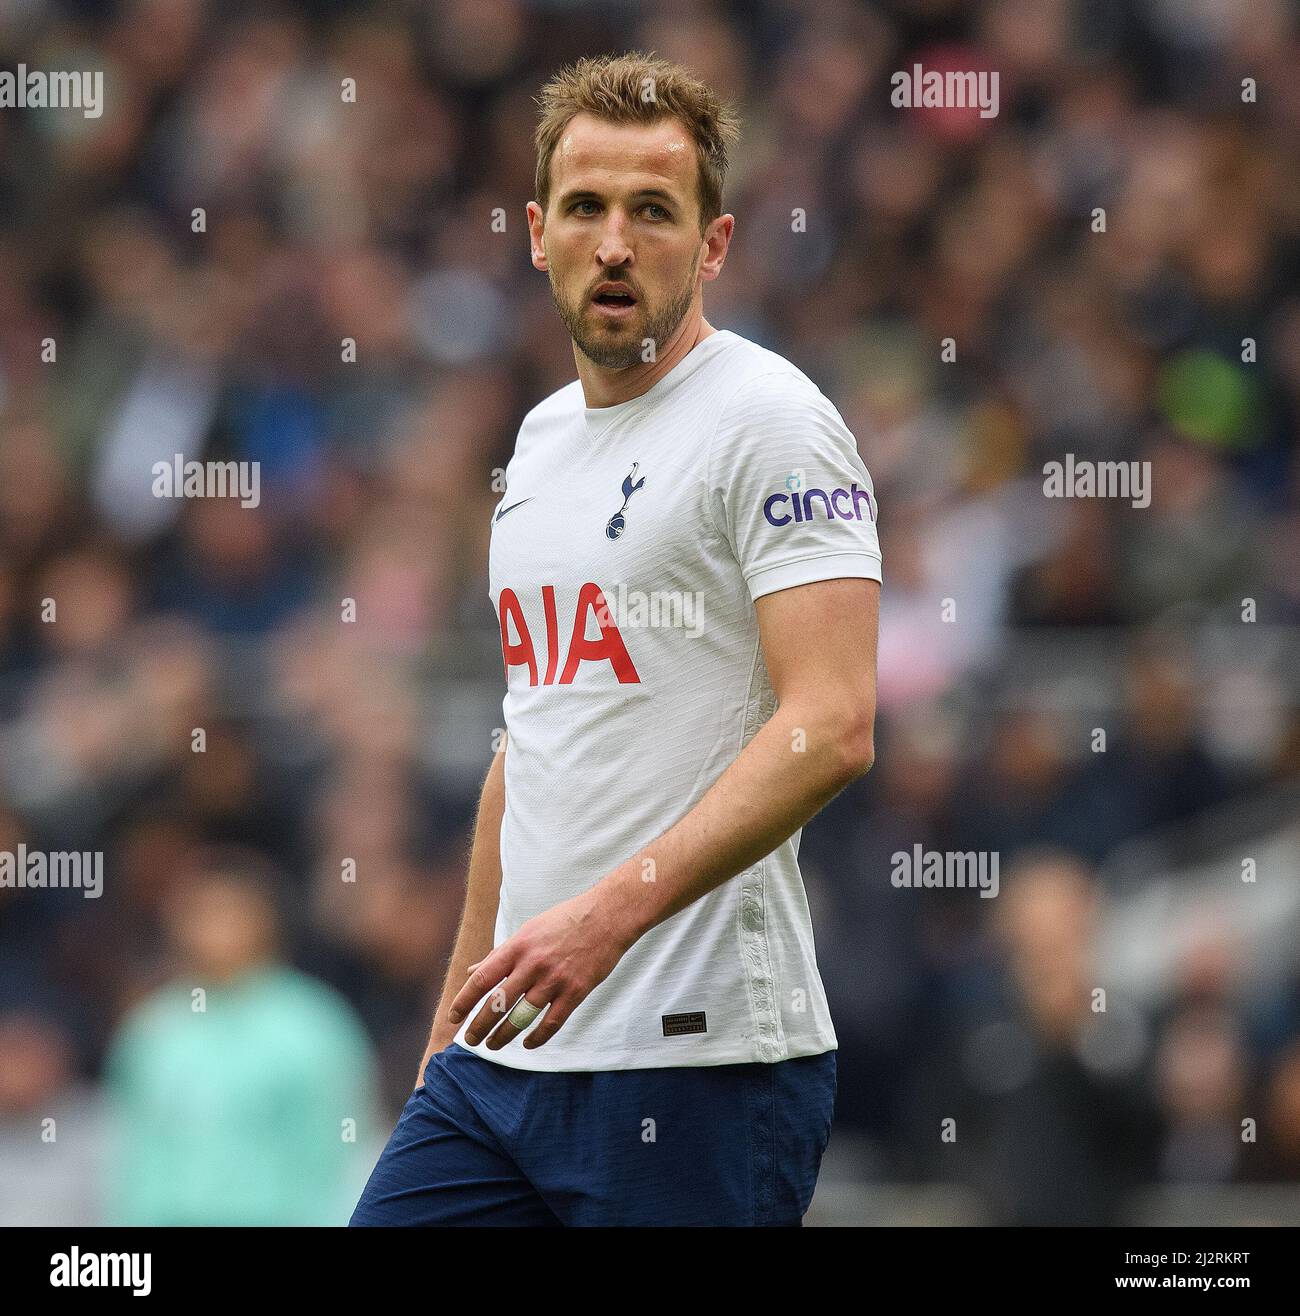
[414,737,506,1087]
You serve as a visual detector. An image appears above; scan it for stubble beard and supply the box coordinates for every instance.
[550,265,699,370]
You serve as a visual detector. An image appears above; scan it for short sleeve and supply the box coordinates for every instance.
[708,370,883,601]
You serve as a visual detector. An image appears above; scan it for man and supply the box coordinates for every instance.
[352,51,881,1228]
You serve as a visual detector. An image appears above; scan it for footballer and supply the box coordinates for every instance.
[351,51,882,1228]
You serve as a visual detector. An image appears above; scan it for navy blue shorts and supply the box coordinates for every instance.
[350,1042,836,1227]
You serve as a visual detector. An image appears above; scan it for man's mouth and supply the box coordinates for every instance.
[591,283,638,315]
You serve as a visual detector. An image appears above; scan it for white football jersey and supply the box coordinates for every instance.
[454,329,883,1071]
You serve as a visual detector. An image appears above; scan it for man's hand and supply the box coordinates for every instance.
[447,885,635,1051]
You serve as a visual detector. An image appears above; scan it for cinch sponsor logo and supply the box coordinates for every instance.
[764,482,876,527]
[498,583,641,686]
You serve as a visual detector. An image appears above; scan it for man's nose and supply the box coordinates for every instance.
[595,216,633,267]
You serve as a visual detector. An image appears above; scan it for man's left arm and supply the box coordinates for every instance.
[450,575,879,1049]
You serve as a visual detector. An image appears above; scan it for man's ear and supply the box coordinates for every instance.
[699,213,734,283]
[527,200,548,272]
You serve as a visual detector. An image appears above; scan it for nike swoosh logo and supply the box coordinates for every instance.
[494,497,534,523]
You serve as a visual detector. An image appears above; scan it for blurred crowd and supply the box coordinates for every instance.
[1,0,1299,1225]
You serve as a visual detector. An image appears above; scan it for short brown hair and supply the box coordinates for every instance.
[534,52,741,230]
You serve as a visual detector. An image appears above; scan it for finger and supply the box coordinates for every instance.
[462,980,515,1046]
[520,996,574,1049]
[463,969,537,1047]
[448,950,511,1024]
[486,990,550,1051]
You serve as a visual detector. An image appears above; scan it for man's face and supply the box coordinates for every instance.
[530,113,717,369]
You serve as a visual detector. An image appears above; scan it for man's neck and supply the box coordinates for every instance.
[576,311,717,409]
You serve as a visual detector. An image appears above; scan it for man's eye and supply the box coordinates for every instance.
[644,204,669,220]
[572,200,598,215]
